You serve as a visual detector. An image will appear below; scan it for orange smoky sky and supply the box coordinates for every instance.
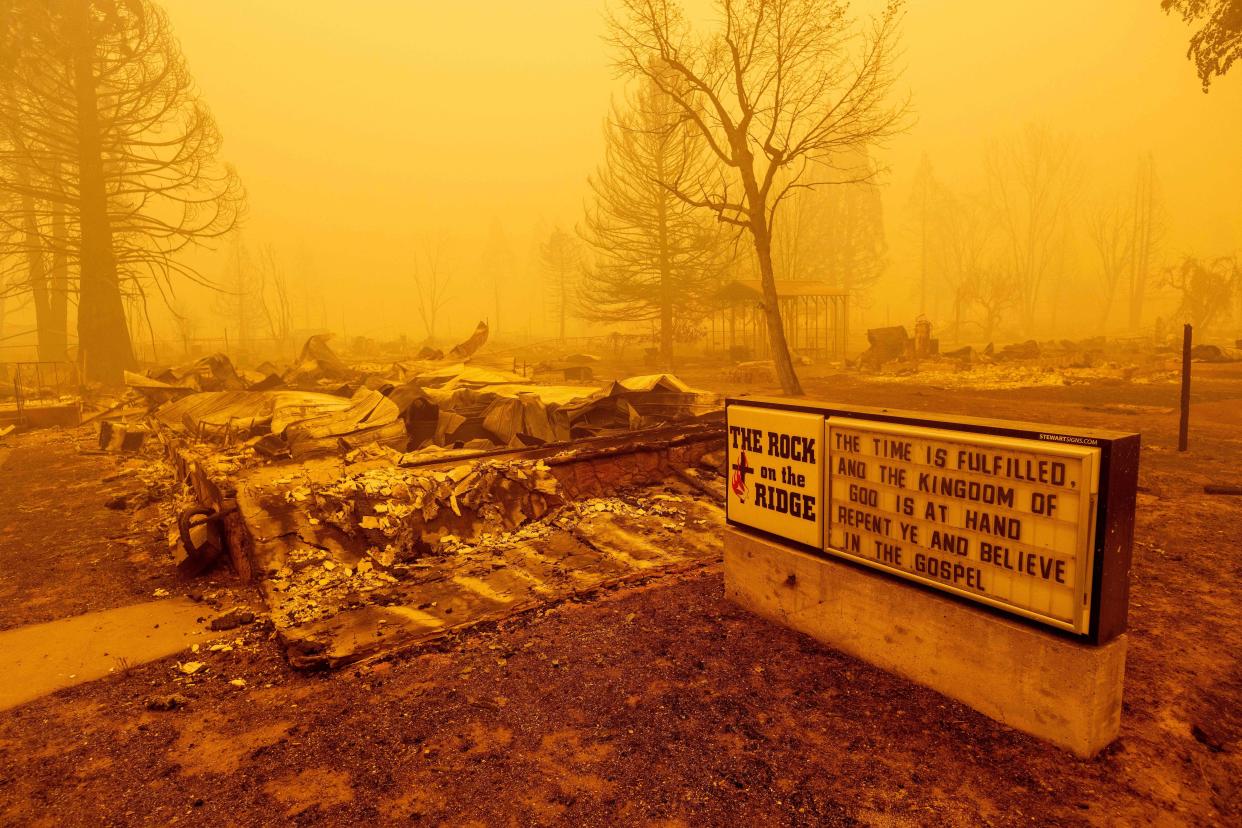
[153,0,1241,341]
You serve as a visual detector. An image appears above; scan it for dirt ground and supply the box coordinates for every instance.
[0,429,184,632]
[1,367,1240,826]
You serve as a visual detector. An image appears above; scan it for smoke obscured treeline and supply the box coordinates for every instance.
[1,1,1240,383]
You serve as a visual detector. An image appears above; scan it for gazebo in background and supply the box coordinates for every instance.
[706,280,849,361]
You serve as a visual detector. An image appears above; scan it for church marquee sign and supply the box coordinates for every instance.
[726,397,1139,644]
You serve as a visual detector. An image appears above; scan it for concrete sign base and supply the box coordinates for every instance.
[724,526,1126,758]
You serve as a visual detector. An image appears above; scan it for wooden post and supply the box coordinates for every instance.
[841,295,850,361]
[1178,323,1192,452]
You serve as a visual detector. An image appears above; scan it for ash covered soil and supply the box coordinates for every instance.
[0,429,184,631]
[1,369,1240,827]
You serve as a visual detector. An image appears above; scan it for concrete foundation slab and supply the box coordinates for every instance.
[724,526,1126,758]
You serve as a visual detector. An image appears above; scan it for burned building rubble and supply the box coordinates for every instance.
[105,332,727,669]
[17,322,1218,675]
[850,318,1236,389]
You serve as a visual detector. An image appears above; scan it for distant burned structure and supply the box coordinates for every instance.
[0,361,81,430]
[706,280,850,362]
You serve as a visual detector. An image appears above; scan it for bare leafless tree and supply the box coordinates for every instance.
[1085,195,1134,332]
[773,145,887,302]
[212,235,257,356]
[984,124,1077,336]
[0,13,70,362]
[1125,154,1163,332]
[907,153,942,316]
[254,243,292,348]
[1082,156,1164,335]
[606,0,908,394]
[479,219,511,338]
[930,187,994,344]
[412,238,452,343]
[965,264,1019,344]
[167,296,198,359]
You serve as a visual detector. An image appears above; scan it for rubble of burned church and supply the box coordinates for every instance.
[123,325,717,455]
[39,317,1223,672]
[294,456,563,565]
[84,326,728,668]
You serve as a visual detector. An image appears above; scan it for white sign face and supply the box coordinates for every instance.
[726,406,824,548]
[825,417,1101,632]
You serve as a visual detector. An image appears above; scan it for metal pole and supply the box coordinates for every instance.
[1178,323,1192,452]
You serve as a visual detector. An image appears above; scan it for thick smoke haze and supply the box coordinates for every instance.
[3,5,1242,821]
[6,0,1241,354]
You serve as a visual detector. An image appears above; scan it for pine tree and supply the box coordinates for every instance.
[579,76,731,366]
[0,0,244,382]
[541,227,581,344]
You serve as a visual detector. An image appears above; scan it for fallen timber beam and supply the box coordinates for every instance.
[1204,485,1242,496]
[671,465,725,500]
[392,419,724,471]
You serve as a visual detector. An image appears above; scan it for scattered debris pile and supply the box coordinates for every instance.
[266,544,401,627]
[263,479,726,667]
[855,321,1194,389]
[200,414,727,666]
[289,458,563,565]
[146,371,714,464]
[113,322,730,669]
[288,333,353,384]
[1190,343,1242,363]
[136,332,717,464]
[859,326,912,369]
[151,387,405,458]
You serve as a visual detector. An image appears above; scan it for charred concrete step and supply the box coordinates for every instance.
[276,492,725,670]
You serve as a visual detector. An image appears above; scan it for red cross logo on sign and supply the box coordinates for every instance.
[731,450,754,502]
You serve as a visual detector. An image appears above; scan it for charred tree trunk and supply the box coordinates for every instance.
[18,184,56,362]
[70,0,134,384]
[743,164,802,395]
[1128,156,1156,333]
[953,292,963,345]
[11,133,63,361]
[49,200,69,360]
[493,280,501,340]
[659,261,674,369]
[734,148,802,395]
[656,189,674,370]
[558,271,566,343]
[754,228,802,395]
